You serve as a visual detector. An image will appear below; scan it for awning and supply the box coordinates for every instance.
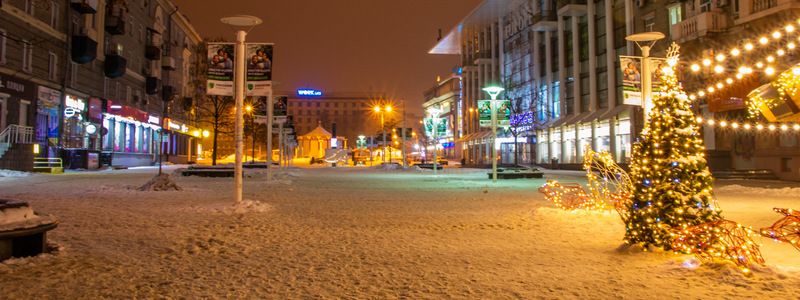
[564,111,591,125]
[550,116,569,127]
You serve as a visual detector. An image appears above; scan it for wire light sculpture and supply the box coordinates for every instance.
[583,148,633,220]
[671,219,765,273]
[538,180,598,210]
[760,208,800,252]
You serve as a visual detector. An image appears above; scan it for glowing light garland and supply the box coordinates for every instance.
[538,180,601,211]
[684,19,800,101]
[584,148,633,220]
[671,220,765,273]
[760,208,800,253]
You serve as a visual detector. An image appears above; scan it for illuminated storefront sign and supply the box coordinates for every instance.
[297,89,323,97]
[166,119,189,133]
[148,116,160,125]
[66,95,86,111]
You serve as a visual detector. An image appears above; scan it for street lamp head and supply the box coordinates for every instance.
[373,106,381,113]
[482,86,505,100]
[385,105,393,112]
[245,105,252,112]
[220,15,263,27]
[625,32,665,43]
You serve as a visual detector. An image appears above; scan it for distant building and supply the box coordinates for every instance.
[283,90,400,146]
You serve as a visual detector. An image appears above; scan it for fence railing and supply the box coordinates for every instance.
[0,125,35,144]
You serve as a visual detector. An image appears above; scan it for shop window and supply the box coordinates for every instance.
[24,0,34,15]
[50,1,59,28]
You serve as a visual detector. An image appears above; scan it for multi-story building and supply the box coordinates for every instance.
[0,0,204,171]
[284,89,399,148]
[432,0,800,179]
[422,71,462,160]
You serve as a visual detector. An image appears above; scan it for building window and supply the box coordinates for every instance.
[24,0,35,15]
[22,40,33,73]
[781,157,792,172]
[50,1,60,28]
[116,82,121,99]
[48,52,57,80]
[126,86,132,102]
[0,29,6,65]
[668,5,682,26]
[643,16,655,32]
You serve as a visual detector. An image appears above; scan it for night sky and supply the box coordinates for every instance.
[173,0,482,116]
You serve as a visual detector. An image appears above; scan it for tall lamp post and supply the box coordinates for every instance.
[373,104,392,163]
[221,15,262,204]
[482,86,504,183]
[625,32,665,122]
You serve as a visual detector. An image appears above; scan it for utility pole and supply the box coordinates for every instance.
[401,100,407,168]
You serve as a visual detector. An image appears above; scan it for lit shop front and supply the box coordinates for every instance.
[535,111,633,166]
[61,95,104,169]
[102,102,162,167]
[160,118,200,164]
[35,86,61,158]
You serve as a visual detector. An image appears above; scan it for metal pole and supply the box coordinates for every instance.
[234,30,247,203]
[491,98,498,183]
[266,92,273,181]
[401,101,407,168]
[381,112,386,163]
[251,113,255,164]
[433,118,437,175]
[278,122,284,169]
[641,45,652,123]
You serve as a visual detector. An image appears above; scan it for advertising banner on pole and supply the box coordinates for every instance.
[649,57,668,95]
[207,43,235,96]
[478,100,512,127]
[620,56,642,106]
[245,43,273,96]
[273,95,287,117]
[425,118,447,137]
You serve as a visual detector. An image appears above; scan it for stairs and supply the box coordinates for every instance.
[0,143,8,160]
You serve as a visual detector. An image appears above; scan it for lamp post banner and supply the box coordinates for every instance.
[478,100,511,127]
[424,118,447,137]
[649,57,668,95]
[273,95,287,116]
[620,55,642,106]
[206,43,235,96]
[245,43,274,96]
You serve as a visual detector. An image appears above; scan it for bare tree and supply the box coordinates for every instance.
[197,95,234,165]
[507,89,547,166]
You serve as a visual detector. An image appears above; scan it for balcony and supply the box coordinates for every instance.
[71,0,98,14]
[670,11,727,43]
[145,45,161,60]
[557,0,587,16]
[532,10,557,32]
[162,85,175,102]
[71,35,97,64]
[146,77,160,95]
[737,0,800,25]
[104,54,127,78]
[104,11,127,35]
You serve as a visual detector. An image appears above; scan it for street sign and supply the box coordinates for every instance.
[273,115,287,124]
[254,115,268,124]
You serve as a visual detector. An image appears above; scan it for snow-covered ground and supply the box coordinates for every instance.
[0,166,798,298]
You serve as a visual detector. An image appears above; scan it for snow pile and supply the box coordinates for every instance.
[224,199,273,214]
[0,169,31,178]
[138,174,182,191]
[716,184,800,196]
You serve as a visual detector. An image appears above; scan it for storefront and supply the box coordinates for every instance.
[102,101,161,167]
[61,95,104,169]
[36,86,61,158]
[161,118,199,164]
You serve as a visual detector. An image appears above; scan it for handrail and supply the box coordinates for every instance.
[0,125,35,144]
[33,158,63,169]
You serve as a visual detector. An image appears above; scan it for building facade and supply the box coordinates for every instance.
[422,71,462,160]
[0,0,205,171]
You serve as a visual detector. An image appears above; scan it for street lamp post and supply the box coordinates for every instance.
[221,15,262,204]
[482,86,505,183]
[373,104,392,164]
[246,104,255,163]
[625,32,665,122]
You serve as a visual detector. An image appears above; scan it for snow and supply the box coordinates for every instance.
[0,169,33,179]
[0,166,798,298]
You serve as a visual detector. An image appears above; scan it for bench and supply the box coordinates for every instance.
[0,200,58,261]
[180,169,234,177]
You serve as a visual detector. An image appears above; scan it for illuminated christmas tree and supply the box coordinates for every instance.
[625,45,721,249]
